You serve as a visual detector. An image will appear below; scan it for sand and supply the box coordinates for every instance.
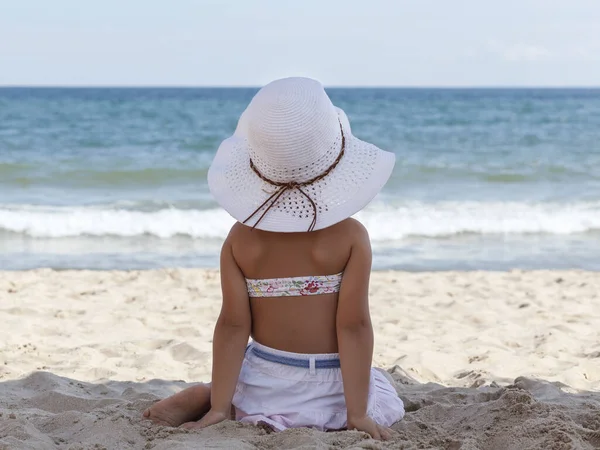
[0,269,599,449]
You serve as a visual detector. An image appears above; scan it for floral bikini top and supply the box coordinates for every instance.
[246,273,343,297]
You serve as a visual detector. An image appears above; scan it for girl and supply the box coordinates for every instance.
[143,77,405,440]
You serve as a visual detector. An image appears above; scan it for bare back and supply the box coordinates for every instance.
[228,218,363,354]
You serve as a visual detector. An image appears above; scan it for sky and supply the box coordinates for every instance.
[1,0,599,87]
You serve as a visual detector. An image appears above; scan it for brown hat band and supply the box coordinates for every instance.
[243,123,346,231]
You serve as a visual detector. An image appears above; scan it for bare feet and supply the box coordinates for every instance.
[142,383,212,427]
[181,409,229,429]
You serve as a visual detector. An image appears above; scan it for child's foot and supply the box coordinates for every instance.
[142,383,212,427]
[143,401,185,427]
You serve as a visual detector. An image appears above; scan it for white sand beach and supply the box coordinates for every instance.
[1,269,599,449]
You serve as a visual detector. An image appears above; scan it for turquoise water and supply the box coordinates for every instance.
[1,88,600,270]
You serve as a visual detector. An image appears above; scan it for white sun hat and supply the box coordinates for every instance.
[207,77,395,232]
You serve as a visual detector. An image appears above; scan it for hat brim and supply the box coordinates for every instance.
[207,108,395,232]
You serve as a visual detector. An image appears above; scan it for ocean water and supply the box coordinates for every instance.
[1,87,600,271]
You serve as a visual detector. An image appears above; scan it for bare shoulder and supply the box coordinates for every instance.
[223,222,263,269]
[225,222,251,243]
[327,218,370,244]
[221,223,250,262]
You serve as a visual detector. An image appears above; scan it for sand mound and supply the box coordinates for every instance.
[1,371,598,450]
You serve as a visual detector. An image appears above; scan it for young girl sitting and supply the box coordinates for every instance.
[143,77,405,440]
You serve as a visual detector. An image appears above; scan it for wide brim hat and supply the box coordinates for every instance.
[208,77,395,232]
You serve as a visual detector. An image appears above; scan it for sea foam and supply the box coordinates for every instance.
[1,201,599,240]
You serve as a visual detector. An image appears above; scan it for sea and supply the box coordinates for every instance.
[1,87,600,271]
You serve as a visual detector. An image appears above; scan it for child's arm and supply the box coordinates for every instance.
[336,223,392,440]
[196,232,251,427]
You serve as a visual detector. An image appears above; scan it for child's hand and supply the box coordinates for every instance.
[181,409,229,430]
[347,415,395,440]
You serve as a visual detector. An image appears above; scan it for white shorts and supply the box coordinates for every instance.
[232,341,405,431]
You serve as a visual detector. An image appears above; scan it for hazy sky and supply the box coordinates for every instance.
[1,0,599,86]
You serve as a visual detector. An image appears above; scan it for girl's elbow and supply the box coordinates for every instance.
[216,314,251,333]
[337,316,372,333]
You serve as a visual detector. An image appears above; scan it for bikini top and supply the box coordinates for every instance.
[246,272,343,297]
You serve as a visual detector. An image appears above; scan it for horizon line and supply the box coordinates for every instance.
[1,84,600,90]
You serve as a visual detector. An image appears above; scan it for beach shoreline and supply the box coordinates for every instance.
[1,268,599,448]
[3,87,600,274]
